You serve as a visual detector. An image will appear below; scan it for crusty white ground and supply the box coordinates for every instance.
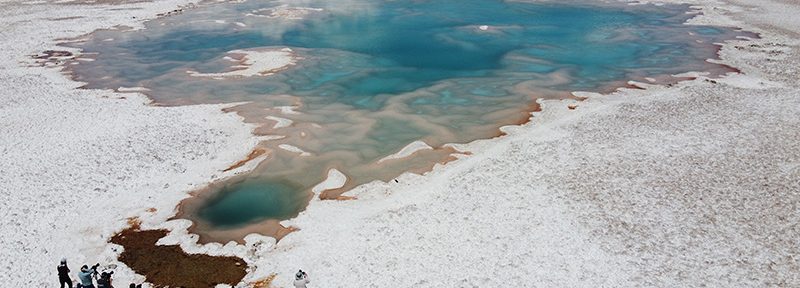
[187,48,295,78]
[243,1,800,286]
[0,0,258,286]
[378,140,434,163]
[311,169,347,194]
[1,0,798,287]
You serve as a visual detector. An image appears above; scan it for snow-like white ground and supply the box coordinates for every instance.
[187,48,296,79]
[0,0,259,285]
[378,140,434,163]
[311,169,347,194]
[1,0,798,287]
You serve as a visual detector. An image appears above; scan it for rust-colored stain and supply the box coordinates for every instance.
[110,227,248,288]
[250,273,278,288]
[224,148,267,172]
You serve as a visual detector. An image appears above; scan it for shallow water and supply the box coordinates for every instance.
[66,0,749,239]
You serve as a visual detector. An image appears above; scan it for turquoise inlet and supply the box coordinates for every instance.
[65,0,751,236]
[198,179,305,228]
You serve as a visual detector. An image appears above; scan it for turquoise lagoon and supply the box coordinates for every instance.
[66,0,750,240]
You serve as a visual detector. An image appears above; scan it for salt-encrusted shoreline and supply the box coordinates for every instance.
[0,0,260,286]
[239,0,800,286]
[186,48,297,79]
[1,0,798,287]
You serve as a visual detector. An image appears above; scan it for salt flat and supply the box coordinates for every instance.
[0,0,258,285]
[0,0,798,287]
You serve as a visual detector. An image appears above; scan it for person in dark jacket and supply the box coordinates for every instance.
[57,258,72,288]
[97,271,113,288]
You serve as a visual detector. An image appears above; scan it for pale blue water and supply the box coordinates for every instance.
[66,0,749,233]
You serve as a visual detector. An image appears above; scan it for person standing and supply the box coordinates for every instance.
[78,263,99,288]
[57,258,72,288]
[293,270,310,288]
[96,271,113,288]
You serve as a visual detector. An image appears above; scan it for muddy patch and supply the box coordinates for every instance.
[110,227,248,287]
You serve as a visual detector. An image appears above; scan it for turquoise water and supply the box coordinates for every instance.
[198,179,304,226]
[66,0,749,234]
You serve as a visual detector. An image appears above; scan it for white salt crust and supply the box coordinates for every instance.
[2,0,799,287]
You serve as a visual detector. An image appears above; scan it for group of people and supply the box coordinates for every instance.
[57,259,141,288]
[59,258,312,287]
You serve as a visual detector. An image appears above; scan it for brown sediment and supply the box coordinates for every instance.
[224,148,267,172]
[495,101,542,137]
[126,217,142,229]
[110,226,248,288]
[250,274,278,288]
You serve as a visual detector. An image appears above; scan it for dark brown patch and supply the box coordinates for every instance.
[36,50,73,59]
[110,228,248,288]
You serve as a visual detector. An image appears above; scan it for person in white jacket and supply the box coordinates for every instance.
[293,270,310,288]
